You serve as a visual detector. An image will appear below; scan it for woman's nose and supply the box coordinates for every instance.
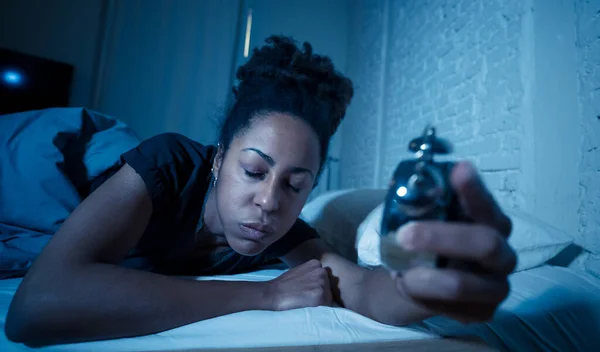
[255,180,280,213]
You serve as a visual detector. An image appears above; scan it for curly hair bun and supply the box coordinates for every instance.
[233,35,353,136]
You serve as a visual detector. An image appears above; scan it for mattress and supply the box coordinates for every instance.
[0,269,437,352]
[413,265,600,351]
[2,265,599,352]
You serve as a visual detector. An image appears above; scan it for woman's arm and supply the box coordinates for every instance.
[280,239,432,326]
[4,164,279,346]
[281,162,516,326]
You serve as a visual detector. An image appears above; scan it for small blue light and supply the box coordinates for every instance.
[3,70,23,85]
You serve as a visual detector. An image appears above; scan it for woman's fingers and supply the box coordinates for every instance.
[450,161,513,237]
[394,267,510,323]
[398,267,510,303]
[396,221,517,275]
[385,162,515,324]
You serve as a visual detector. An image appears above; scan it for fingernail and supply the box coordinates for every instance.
[408,267,435,286]
[397,224,416,250]
[454,160,474,179]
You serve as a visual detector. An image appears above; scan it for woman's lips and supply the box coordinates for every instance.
[239,223,274,241]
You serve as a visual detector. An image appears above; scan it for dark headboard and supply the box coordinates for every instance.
[0,48,74,115]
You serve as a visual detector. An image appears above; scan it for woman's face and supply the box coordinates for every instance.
[212,112,321,256]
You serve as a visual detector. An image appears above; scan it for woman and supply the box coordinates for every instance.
[5,36,516,346]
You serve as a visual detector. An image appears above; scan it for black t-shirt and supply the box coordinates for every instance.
[109,133,318,276]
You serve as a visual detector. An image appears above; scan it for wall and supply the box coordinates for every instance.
[0,0,105,108]
[343,0,531,209]
[95,0,242,144]
[575,0,600,253]
[96,0,351,189]
[531,0,580,249]
[237,0,349,76]
[388,0,530,211]
[339,0,389,189]
[340,0,599,253]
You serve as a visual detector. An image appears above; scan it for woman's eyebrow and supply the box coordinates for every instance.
[242,148,314,178]
[242,148,275,166]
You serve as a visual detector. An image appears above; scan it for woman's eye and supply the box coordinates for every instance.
[244,170,265,179]
[288,184,301,193]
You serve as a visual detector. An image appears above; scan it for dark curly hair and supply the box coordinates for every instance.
[217,35,354,182]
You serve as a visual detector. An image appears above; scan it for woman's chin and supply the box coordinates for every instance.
[228,237,266,256]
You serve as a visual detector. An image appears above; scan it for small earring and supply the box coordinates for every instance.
[210,166,217,186]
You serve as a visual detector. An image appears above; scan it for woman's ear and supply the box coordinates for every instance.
[212,143,224,178]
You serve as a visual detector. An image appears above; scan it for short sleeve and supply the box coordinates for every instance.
[266,218,320,258]
[120,133,212,215]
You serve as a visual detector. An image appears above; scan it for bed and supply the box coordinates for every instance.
[2,108,600,352]
[1,265,599,352]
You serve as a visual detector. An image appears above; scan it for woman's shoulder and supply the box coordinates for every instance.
[120,132,217,187]
[119,132,216,215]
[126,132,217,166]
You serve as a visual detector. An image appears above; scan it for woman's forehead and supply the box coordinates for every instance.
[233,113,321,167]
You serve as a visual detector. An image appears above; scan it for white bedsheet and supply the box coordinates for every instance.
[2,266,599,352]
[414,265,600,351]
[0,269,436,352]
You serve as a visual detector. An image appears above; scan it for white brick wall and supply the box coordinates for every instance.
[339,0,600,257]
[381,0,527,209]
[342,0,528,209]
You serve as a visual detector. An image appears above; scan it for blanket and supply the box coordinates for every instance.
[0,108,141,279]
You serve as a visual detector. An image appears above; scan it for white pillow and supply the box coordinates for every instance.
[300,189,388,262]
[355,203,574,272]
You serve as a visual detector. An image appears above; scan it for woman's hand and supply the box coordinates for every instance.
[393,161,517,323]
[264,259,333,311]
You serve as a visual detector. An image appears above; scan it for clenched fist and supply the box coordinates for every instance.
[264,259,333,311]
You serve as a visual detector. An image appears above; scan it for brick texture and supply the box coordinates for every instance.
[340,0,600,251]
[341,0,527,208]
[384,0,527,209]
[338,0,600,271]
